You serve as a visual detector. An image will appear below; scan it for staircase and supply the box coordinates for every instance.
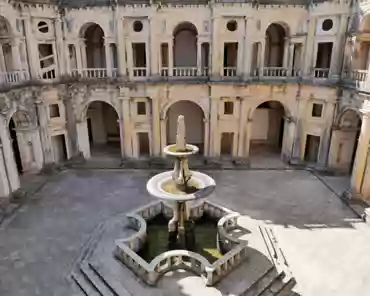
[71,262,129,296]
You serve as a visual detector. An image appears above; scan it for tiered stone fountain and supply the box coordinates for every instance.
[146,115,216,250]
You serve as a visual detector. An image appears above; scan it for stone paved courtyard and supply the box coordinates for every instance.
[0,169,369,296]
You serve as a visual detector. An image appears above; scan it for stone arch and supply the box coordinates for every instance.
[248,99,291,121]
[80,98,120,122]
[8,109,42,174]
[165,100,205,154]
[79,23,106,69]
[0,16,12,38]
[80,100,122,159]
[335,108,362,128]
[173,22,198,68]
[249,100,287,157]
[265,22,289,68]
[329,108,362,173]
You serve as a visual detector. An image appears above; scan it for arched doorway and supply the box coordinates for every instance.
[82,23,106,69]
[86,101,120,158]
[337,109,362,173]
[250,101,285,157]
[166,101,204,154]
[265,23,287,68]
[8,111,33,174]
[0,16,14,80]
[9,118,22,173]
[173,22,198,75]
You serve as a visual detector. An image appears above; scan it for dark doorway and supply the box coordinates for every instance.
[9,118,23,173]
[220,133,233,156]
[304,135,320,163]
[52,134,68,162]
[138,132,150,156]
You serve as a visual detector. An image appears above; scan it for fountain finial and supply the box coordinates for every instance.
[176,115,186,151]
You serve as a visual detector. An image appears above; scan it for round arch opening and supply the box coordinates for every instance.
[166,100,204,154]
[173,22,198,68]
[337,109,362,173]
[250,101,286,157]
[82,23,106,69]
[265,23,287,68]
[0,16,14,73]
[8,111,32,174]
[85,101,121,158]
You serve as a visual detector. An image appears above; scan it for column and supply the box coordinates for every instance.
[168,37,174,77]
[0,117,20,192]
[23,17,39,79]
[287,43,295,76]
[119,118,125,157]
[197,39,202,76]
[160,117,167,156]
[211,17,220,78]
[76,120,90,158]
[303,17,316,77]
[75,40,83,73]
[80,39,87,69]
[203,117,209,156]
[237,98,247,157]
[259,38,266,78]
[55,17,65,75]
[0,143,11,198]
[351,114,370,194]
[244,119,253,158]
[119,96,133,157]
[243,18,252,79]
[283,37,290,69]
[331,15,347,77]
[105,40,112,77]
[209,97,219,157]
[125,38,133,79]
[35,101,54,164]
[151,98,161,156]
[116,17,127,77]
[11,38,22,72]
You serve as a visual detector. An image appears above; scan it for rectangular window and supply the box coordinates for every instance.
[137,101,146,115]
[49,104,60,118]
[132,43,147,67]
[312,103,323,117]
[224,101,234,115]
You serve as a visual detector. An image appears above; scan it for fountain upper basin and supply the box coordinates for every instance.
[163,144,199,157]
[146,171,216,202]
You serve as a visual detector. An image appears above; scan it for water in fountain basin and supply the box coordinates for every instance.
[137,214,223,263]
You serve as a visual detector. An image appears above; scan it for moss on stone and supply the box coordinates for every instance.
[161,179,200,195]
[137,214,223,263]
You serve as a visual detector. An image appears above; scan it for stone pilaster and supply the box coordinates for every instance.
[116,17,127,77]
[209,97,219,157]
[151,98,161,156]
[119,93,133,157]
[35,100,54,164]
[23,17,39,78]
[237,97,247,157]
[303,17,316,77]
[55,17,65,75]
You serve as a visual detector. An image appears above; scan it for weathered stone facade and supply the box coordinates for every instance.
[1,0,370,201]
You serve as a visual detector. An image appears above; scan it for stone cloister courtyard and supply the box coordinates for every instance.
[0,168,369,296]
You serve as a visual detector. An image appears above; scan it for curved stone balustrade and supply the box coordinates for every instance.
[115,200,250,286]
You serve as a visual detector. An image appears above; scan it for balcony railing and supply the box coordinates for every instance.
[133,67,147,77]
[71,68,108,79]
[347,70,368,82]
[223,67,237,77]
[314,68,330,78]
[173,67,197,77]
[0,70,28,84]
[263,67,288,77]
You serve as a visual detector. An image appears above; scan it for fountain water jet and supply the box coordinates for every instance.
[146,115,216,250]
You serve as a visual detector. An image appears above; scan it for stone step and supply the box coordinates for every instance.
[71,271,100,296]
[258,272,289,296]
[90,261,132,296]
[79,262,116,296]
[241,267,282,296]
[275,278,297,296]
[88,262,122,296]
